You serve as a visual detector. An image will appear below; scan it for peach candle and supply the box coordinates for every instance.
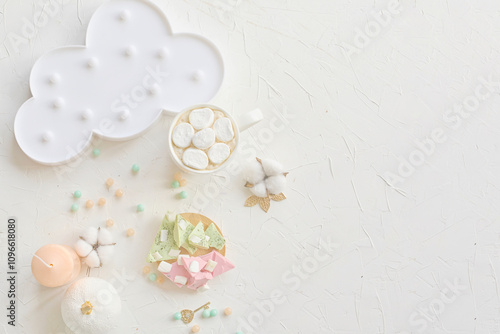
[31,245,81,287]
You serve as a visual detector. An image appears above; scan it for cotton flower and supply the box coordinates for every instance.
[75,227,115,268]
[243,157,288,212]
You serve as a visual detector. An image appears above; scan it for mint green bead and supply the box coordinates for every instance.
[92,148,100,157]
[171,180,180,188]
[174,312,182,320]
[202,309,210,318]
[73,190,82,198]
[179,191,188,199]
[71,203,79,212]
[149,273,157,281]
[132,164,140,172]
[210,309,218,317]
[137,204,145,212]
[236,332,244,334]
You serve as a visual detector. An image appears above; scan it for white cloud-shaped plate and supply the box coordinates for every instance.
[14,0,224,165]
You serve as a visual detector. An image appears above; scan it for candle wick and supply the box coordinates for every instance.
[33,254,52,268]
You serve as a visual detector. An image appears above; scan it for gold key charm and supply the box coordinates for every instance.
[180,302,210,324]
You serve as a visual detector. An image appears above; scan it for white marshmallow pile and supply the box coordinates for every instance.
[172,107,235,170]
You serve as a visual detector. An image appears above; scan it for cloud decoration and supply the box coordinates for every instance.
[14,0,224,165]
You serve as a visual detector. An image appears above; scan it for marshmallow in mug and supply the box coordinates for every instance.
[172,107,236,170]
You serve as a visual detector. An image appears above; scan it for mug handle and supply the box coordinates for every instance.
[237,108,263,132]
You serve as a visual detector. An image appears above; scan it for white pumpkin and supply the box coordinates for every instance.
[61,277,121,334]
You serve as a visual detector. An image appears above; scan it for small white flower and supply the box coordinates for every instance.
[243,157,287,197]
[75,227,115,268]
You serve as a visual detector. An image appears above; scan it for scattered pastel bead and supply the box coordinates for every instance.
[171,180,180,188]
[174,172,183,181]
[179,179,187,187]
[126,228,135,237]
[98,198,106,206]
[210,309,218,317]
[224,307,232,316]
[142,266,150,274]
[86,200,94,208]
[179,191,188,199]
[137,204,145,212]
[192,325,201,333]
[202,310,211,318]
[132,164,140,172]
[236,332,244,334]
[174,312,182,320]
[156,275,165,284]
[115,189,124,197]
[92,148,100,157]
[73,190,82,198]
[106,219,114,227]
[106,178,114,187]
[149,273,157,281]
[71,203,79,212]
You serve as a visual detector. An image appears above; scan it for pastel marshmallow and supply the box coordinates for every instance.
[200,251,235,277]
[163,262,190,287]
[203,259,218,273]
[174,275,188,285]
[214,117,234,142]
[158,261,172,273]
[189,108,214,130]
[189,260,200,273]
[192,128,215,149]
[172,123,194,148]
[177,254,190,265]
[181,256,208,278]
[208,143,230,164]
[160,230,169,242]
[152,251,163,261]
[168,249,181,257]
[182,148,209,170]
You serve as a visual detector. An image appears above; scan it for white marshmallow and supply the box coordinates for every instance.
[214,117,234,142]
[178,219,188,230]
[158,261,172,273]
[203,260,218,273]
[174,275,188,285]
[189,107,214,130]
[208,143,230,164]
[182,148,209,170]
[189,235,202,244]
[189,260,200,273]
[192,128,215,149]
[172,123,194,148]
[152,251,163,261]
[160,230,168,242]
[177,254,190,265]
[168,249,181,257]
[198,284,210,292]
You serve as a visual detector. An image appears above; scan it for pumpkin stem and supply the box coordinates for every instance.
[81,301,93,315]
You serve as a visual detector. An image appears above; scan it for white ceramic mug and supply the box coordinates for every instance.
[168,104,263,174]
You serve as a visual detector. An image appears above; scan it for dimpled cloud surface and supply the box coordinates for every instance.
[14,0,223,164]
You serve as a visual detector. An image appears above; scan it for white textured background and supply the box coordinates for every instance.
[1,0,500,333]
